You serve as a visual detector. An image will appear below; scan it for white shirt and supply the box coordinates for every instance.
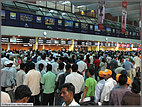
[62,99,80,106]
[23,69,41,96]
[95,79,105,103]
[51,62,59,75]
[77,60,87,77]
[106,56,112,64]
[100,77,117,102]
[89,55,94,64]
[16,69,26,87]
[35,60,47,71]
[65,72,84,94]
[133,56,141,68]
[1,91,11,103]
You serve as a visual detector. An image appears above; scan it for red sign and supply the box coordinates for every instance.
[98,24,105,30]
[122,1,127,8]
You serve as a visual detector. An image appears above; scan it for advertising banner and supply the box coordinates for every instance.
[121,10,127,33]
[98,1,105,30]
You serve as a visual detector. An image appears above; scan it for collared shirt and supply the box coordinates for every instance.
[1,67,14,87]
[16,69,26,87]
[89,56,94,64]
[9,67,17,85]
[41,71,56,94]
[1,91,11,103]
[115,67,125,74]
[93,59,100,67]
[40,70,46,78]
[101,77,117,102]
[65,72,84,94]
[95,79,105,103]
[77,60,87,76]
[51,62,59,75]
[62,99,80,106]
[109,86,130,105]
[23,69,41,96]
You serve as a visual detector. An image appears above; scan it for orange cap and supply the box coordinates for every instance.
[127,77,131,85]
[103,69,112,76]
[99,71,104,77]
[116,74,121,82]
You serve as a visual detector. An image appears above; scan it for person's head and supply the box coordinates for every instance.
[4,60,13,67]
[41,54,46,60]
[121,70,128,76]
[20,63,26,70]
[65,64,72,72]
[14,85,32,103]
[27,56,31,61]
[39,63,44,71]
[131,78,141,93]
[59,62,64,70]
[103,69,112,79]
[71,63,78,72]
[118,74,127,86]
[29,63,35,70]
[87,68,95,77]
[102,57,106,63]
[47,64,52,71]
[61,83,75,105]
[55,58,59,62]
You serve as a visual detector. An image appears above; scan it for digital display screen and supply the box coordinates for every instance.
[10,12,16,20]
[67,40,72,45]
[81,23,88,30]
[65,20,73,28]
[133,32,136,36]
[38,39,44,44]
[61,41,66,44]
[20,13,33,22]
[74,41,77,45]
[1,10,5,19]
[88,42,92,46]
[10,37,16,43]
[54,40,59,44]
[106,28,111,33]
[90,25,93,30]
[58,20,62,26]
[36,16,42,23]
[45,17,55,25]
[46,40,51,44]
[112,29,115,33]
[1,37,9,43]
[82,42,85,45]
[75,23,79,28]
[125,31,129,35]
[94,25,100,32]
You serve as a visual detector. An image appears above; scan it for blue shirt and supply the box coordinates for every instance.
[122,61,133,70]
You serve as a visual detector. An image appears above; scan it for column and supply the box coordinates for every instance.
[43,44,45,50]
[33,37,38,50]
[115,42,119,51]
[96,41,100,51]
[118,16,120,22]
[130,44,133,51]
[69,40,74,51]
[7,43,10,50]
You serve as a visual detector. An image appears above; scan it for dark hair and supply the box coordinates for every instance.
[61,83,75,96]
[59,62,64,70]
[118,74,127,85]
[65,64,71,71]
[132,78,141,93]
[20,63,26,70]
[30,63,35,70]
[39,63,44,71]
[15,85,32,101]
[86,55,90,63]
[41,54,46,60]
[27,57,31,61]
[72,63,78,72]
[88,68,95,76]
[121,70,128,75]
[55,58,59,62]
[47,64,52,71]
[102,57,106,63]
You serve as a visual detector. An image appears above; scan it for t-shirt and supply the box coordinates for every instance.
[85,77,97,97]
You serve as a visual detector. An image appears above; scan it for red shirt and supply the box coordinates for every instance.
[93,59,100,67]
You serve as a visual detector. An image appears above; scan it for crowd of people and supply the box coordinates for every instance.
[1,48,141,106]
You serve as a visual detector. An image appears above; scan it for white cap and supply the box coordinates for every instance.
[4,60,13,66]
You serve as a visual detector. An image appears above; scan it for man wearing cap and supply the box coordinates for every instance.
[109,74,131,105]
[95,71,105,104]
[100,69,117,105]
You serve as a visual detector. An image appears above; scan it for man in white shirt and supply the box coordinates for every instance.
[77,56,87,77]
[1,91,11,103]
[23,63,41,105]
[95,71,105,104]
[51,58,60,75]
[133,53,141,71]
[100,69,117,105]
[16,63,26,87]
[61,83,80,106]
[65,64,84,103]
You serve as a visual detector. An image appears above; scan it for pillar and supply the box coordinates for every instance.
[96,41,100,51]
[43,44,45,50]
[69,40,74,51]
[130,44,133,51]
[115,42,119,51]
[33,37,38,50]
[7,43,10,50]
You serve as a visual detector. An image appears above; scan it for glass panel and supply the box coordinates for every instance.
[47,1,55,9]
[65,6,71,12]
[68,13,76,17]
[56,3,64,11]
[74,6,80,13]
[36,10,43,16]
[14,2,29,9]
[76,15,86,23]
[28,5,39,11]
[43,12,53,17]
[52,13,63,19]
[2,1,16,7]
[71,17,80,22]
